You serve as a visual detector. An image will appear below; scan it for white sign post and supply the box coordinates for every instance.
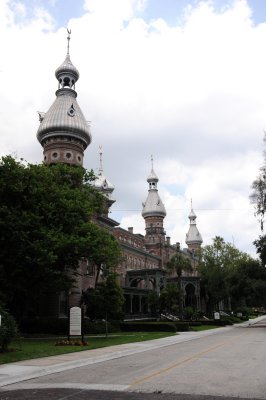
[214,312,220,320]
[68,306,84,342]
[69,307,81,335]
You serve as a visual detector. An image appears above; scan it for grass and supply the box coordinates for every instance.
[189,325,221,331]
[0,332,176,365]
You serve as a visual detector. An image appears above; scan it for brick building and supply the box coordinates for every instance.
[36,32,203,317]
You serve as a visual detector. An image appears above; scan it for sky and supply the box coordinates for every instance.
[1,0,266,257]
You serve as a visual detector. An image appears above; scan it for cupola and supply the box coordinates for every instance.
[94,146,115,207]
[142,157,166,218]
[185,200,203,251]
[37,29,91,166]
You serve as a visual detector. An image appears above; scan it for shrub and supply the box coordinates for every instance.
[20,317,68,335]
[20,317,120,335]
[84,320,119,334]
[234,307,250,317]
[188,321,201,327]
[214,319,233,326]
[120,321,187,332]
[0,308,19,351]
[183,307,194,320]
[173,322,190,331]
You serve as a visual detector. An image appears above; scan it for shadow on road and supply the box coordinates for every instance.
[0,389,264,400]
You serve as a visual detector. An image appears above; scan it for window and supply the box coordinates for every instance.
[63,77,70,86]
[64,152,73,161]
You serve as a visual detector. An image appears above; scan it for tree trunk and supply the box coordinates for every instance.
[178,275,183,319]
[105,310,108,338]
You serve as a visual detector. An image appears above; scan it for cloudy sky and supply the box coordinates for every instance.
[1,0,266,256]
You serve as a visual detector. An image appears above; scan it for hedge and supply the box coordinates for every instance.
[186,319,232,326]
[120,321,190,332]
[19,317,242,336]
[19,318,120,335]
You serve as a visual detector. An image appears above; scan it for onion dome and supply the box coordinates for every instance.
[185,201,203,248]
[55,54,79,87]
[36,89,91,148]
[147,168,159,183]
[142,158,166,218]
[37,29,91,166]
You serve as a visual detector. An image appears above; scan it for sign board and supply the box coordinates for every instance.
[214,312,220,320]
[69,307,81,336]
[237,312,242,317]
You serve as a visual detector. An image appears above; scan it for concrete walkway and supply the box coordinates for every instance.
[0,316,264,389]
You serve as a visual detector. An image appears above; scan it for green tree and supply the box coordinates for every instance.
[82,273,125,336]
[147,291,160,316]
[199,236,254,313]
[159,283,180,315]
[229,258,266,308]
[250,134,266,263]
[167,252,192,316]
[253,235,266,266]
[0,307,19,352]
[87,224,122,287]
[250,134,266,231]
[0,156,121,321]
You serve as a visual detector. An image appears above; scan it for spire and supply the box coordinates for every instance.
[142,158,166,218]
[94,146,115,206]
[188,199,197,225]
[67,28,71,56]
[185,200,203,250]
[142,158,166,256]
[55,28,80,89]
[99,145,103,174]
[147,155,159,190]
[37,29,91,166]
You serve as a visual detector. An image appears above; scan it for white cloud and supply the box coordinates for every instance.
[1,0,265,256]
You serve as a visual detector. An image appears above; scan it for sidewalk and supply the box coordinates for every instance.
[0,316,264,389]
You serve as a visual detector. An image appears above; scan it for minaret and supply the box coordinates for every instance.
[94,146,115,211]
[142,156,166,256]
[185,200,203,252]
[37,29,91,166]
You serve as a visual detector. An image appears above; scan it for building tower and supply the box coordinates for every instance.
[185,200,203,252]
[94,146,116,212]
[142,157,166,258]
[37,30,91,166]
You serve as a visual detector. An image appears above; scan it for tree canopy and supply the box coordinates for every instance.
[82,273,125,320]
[0,156,121,320]
[250,134,266,264]
[167,251,193,278]
[199,236,266,312]
[167,251,193,316]
[250,134,266,231]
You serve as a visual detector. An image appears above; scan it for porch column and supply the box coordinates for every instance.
[130,294,133,313]
[139,295,142,313]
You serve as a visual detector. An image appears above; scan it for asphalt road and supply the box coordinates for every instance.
[1,321,266,400]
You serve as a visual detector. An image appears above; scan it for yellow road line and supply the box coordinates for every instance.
[129,340,230,387]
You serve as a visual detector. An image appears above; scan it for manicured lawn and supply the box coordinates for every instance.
[0,332,176,364]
